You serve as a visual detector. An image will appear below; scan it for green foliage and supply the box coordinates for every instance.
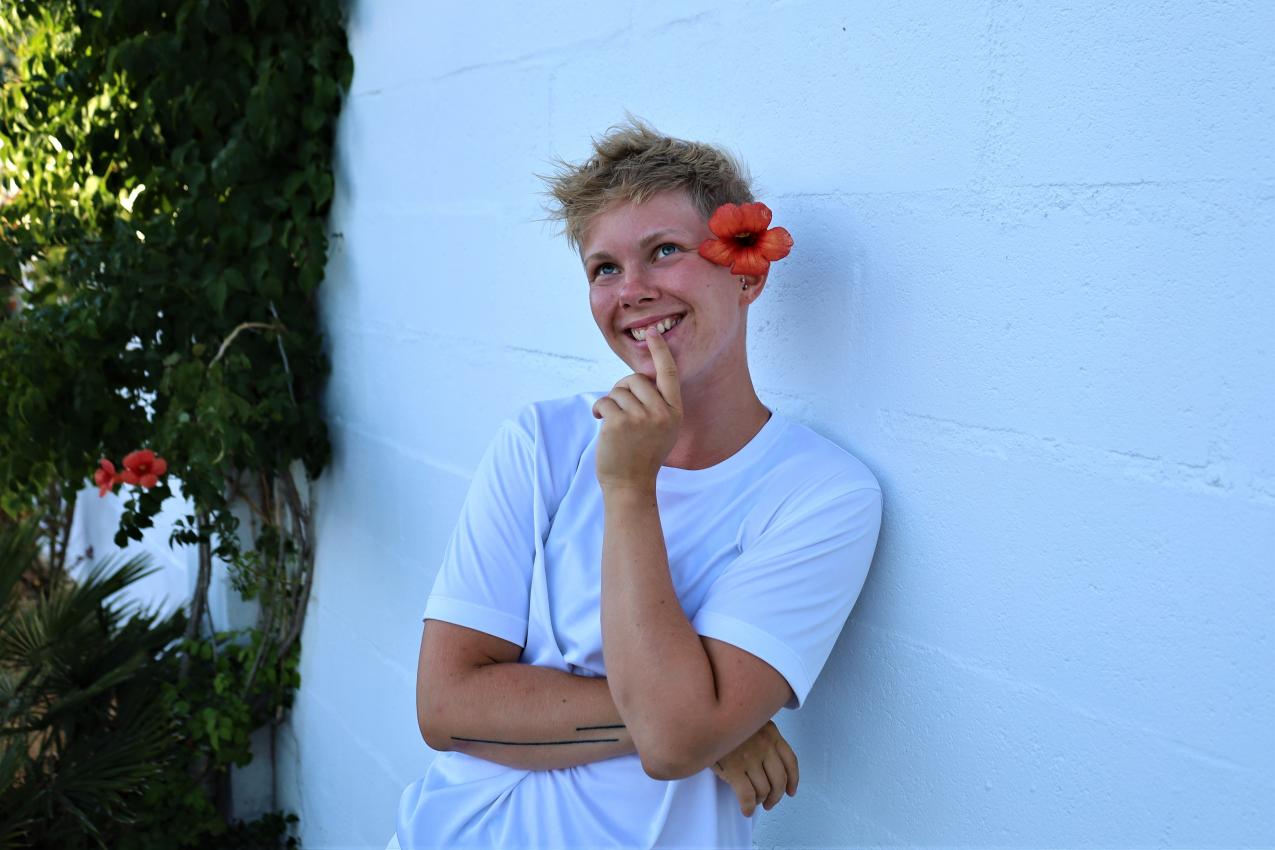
[0,517,297,850]
[0,0,350,559]
[0,0,351,844]
[106,630,302,850]
[0,518,183,847]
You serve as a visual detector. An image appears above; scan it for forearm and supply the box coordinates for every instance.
[428,661,636,771]
[599,485,717,774]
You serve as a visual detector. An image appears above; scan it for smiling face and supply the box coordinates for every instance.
[581,189,762,391]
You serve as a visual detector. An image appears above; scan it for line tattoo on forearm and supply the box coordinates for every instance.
[450,723,627,746]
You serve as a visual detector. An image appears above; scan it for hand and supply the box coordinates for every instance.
[591,324,682,492]
[711,720,799,817]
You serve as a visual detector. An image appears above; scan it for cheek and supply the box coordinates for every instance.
[589,294,626,348]
[588,292,608,324]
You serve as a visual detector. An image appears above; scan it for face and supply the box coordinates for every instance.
[581,189,760,390]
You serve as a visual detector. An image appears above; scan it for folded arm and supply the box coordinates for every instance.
[600,485,795,781]
[416,619,636,771]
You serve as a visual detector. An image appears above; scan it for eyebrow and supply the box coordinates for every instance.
[583,229,685,267]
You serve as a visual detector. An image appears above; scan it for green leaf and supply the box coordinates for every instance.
[208,274,227,315]
[250,221,272,248]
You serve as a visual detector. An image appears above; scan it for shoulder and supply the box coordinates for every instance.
[503,391,604,449]
[487,391,605,485]
[764,415,882,499]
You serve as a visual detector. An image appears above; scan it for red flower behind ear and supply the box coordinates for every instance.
[698,202,794,276]
[94,458,123,497]
[121,449,168,489]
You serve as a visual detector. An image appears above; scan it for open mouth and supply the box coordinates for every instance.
[626,314,685,347]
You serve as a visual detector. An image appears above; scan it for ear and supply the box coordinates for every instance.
[739,272,768,304]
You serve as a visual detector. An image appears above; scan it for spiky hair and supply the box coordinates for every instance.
[541,115,755,252]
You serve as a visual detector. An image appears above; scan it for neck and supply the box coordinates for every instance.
[663,368,771,471]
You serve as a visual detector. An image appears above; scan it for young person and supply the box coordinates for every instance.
[395,119,883,849]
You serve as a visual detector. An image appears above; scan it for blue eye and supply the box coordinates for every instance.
[593,262,619,279]
[656,243,679,258]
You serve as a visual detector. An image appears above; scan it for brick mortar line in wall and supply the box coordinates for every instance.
[309,585,417,683]
[328,416,476,482]
[877,408,1274,504]
[770,176,1274,203]
[854,621,1262,777]
[302,687,406,784]
[346,22,633,98]
[349,10,727,98]
[327,319,605,370]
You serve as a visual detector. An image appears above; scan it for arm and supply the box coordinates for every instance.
[417,408,788,777]
[416,619,636,771]
[416,616,800,802]
[591,331,795,781]
[600,486,793,780]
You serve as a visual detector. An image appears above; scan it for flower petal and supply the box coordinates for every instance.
[98,482,111,497]
[736,202,773,233]
[730,248,771,277]
[120,470,140,485]
[98,458,116,474]
[757,227,793,261]
[151,457,168,477]
[707,203,747,239]
[698,238,738,268]
[123,449,154,473]
[140,474,158,488]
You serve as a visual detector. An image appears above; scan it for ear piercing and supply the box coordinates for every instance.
[740,276,749,290]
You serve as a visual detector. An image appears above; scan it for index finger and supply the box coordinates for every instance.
[776,736,799,795]
[644,327,681,411]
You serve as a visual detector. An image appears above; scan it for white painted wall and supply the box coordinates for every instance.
[272,1,1274,847]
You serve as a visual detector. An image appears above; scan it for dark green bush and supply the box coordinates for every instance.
[0,0,352,844]
[0,517,299,849]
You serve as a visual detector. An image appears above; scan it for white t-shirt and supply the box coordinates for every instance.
[396,392,883,849]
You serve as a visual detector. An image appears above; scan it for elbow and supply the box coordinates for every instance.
[417,708,440,751]
[635,726,705,782]
[639,749,676,781]
[419,714,453,753]
[641,754,697,782]
[416,697,453,752]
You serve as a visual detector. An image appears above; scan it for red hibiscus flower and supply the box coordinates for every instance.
[94,458,123,497]
[698,202,794,276]
[121,449,168,488]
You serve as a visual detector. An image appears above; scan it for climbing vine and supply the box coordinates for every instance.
[0,0,351,843]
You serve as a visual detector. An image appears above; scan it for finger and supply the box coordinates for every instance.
[760,754,786,810]
[776,736,799,795]
[725,774,756,817]
[605,385,642,412]
[612,374,664,409]
[745,768,769,816]
[592,396,621,420]
[643,327,682,412]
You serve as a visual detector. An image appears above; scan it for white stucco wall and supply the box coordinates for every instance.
[274,2,1274,848]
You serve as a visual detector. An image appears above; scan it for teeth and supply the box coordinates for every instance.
[629,315,681,341]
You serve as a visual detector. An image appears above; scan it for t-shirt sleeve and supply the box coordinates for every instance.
[691,480,883,710]
[421,416,536,648]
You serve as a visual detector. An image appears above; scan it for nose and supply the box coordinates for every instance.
[618,265,657,307]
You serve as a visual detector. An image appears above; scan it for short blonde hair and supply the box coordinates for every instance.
[542,116,754,252]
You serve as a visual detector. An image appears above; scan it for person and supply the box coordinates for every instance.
[393,118,884,849]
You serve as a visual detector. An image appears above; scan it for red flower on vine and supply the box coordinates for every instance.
[697,202,794,276]
[94,458,123,497]
[120,449,168,489]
